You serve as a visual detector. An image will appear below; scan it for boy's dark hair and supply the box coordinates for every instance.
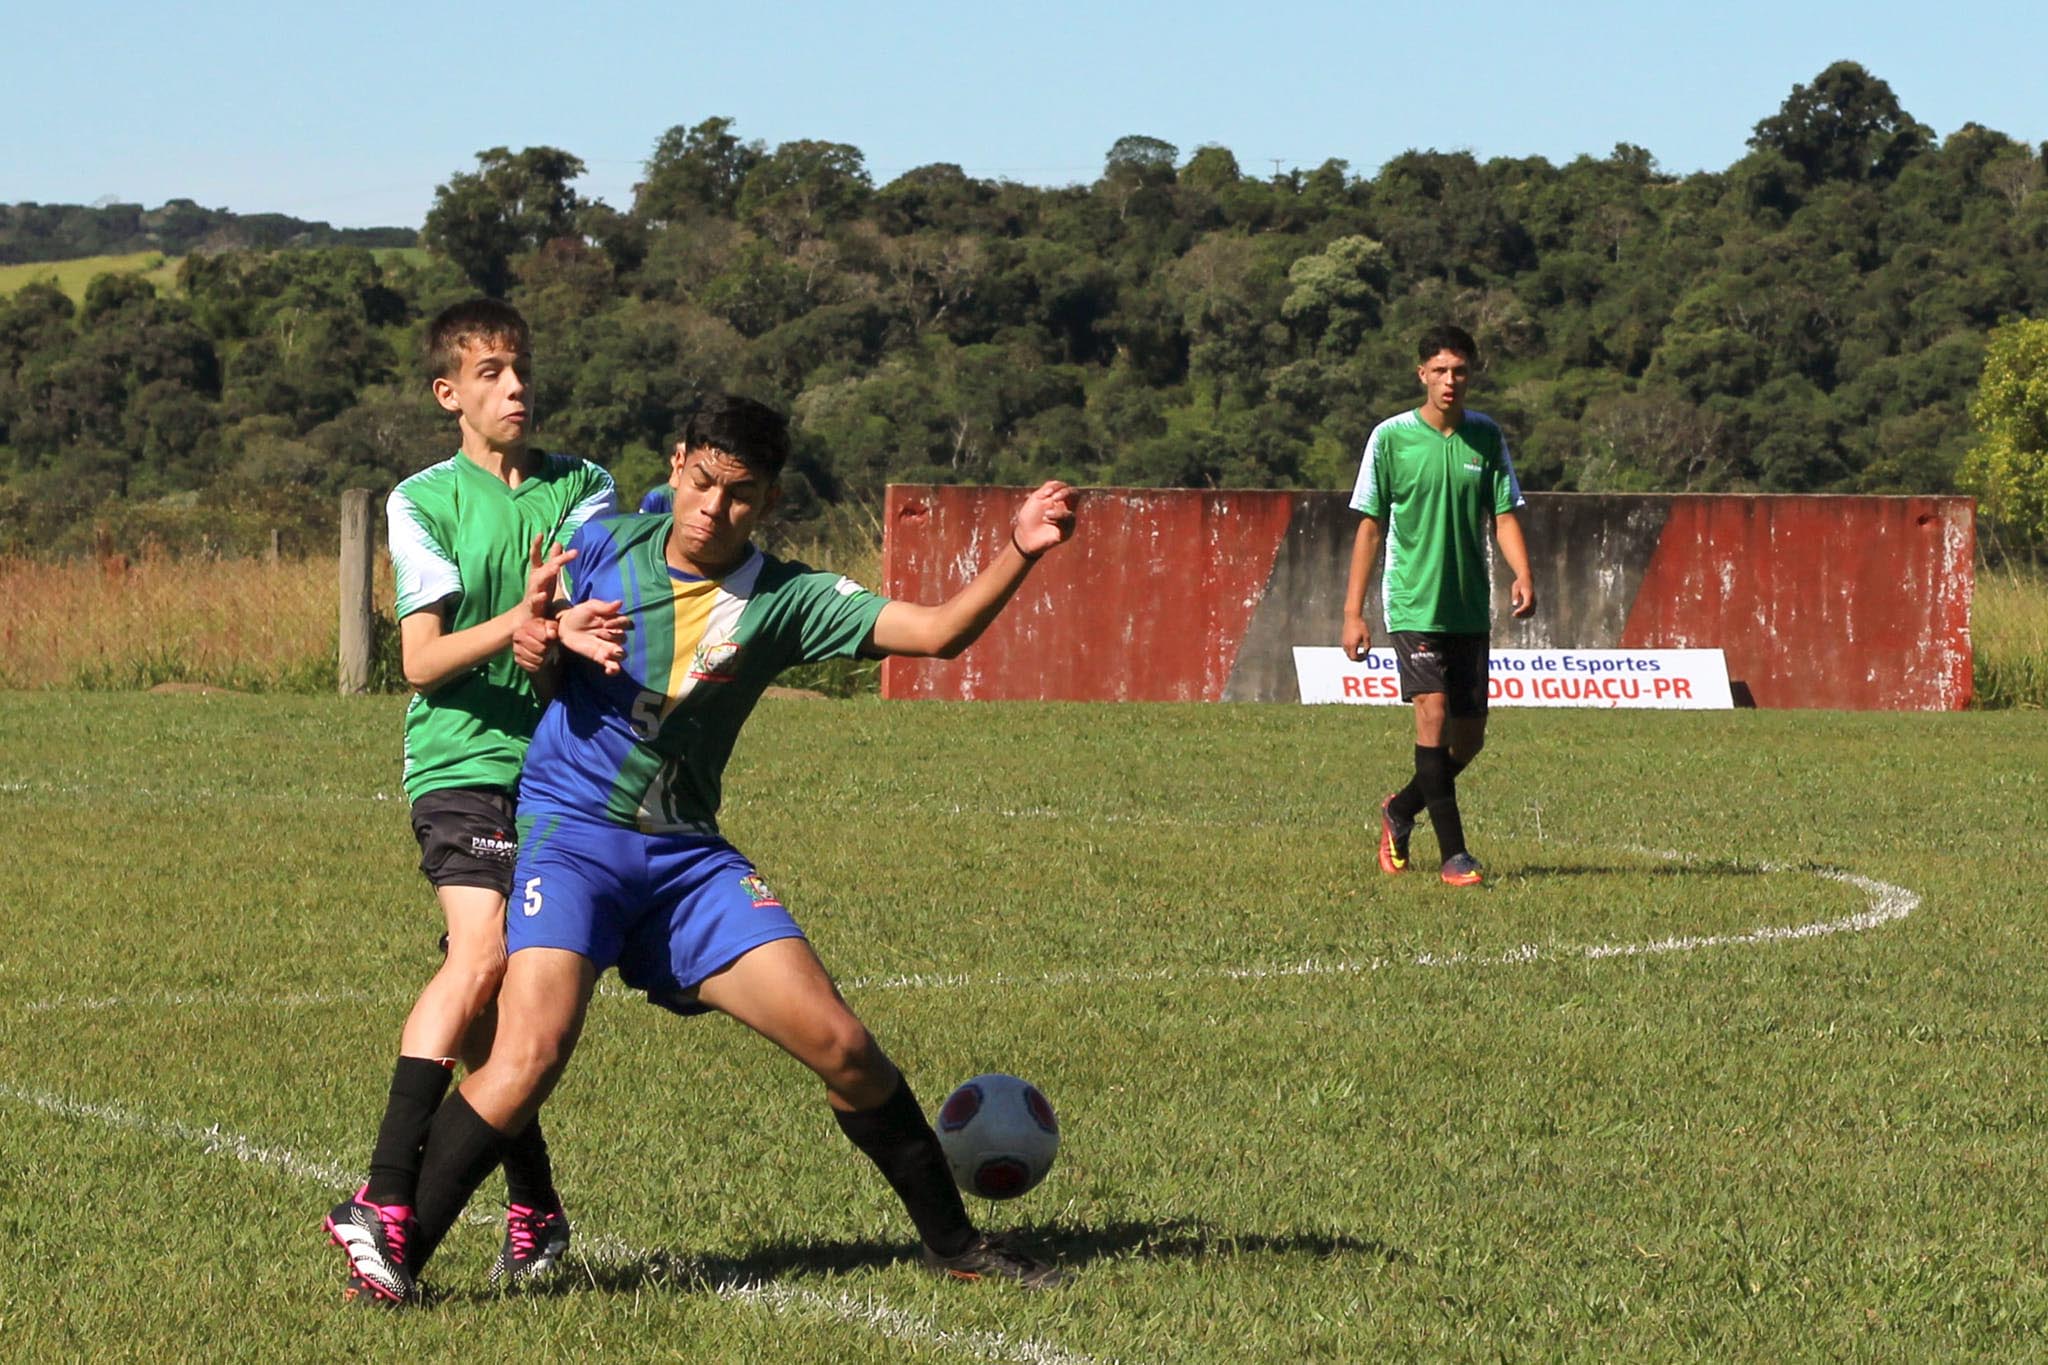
[682,395,791,479]
[424,298,531,381]
[1416,323,1479,366]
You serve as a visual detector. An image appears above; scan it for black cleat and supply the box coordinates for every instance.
[924,1232,1066,1290]
[341,1269,408,1309]
[491,1202,572,1289]
[325,1186,415,1306]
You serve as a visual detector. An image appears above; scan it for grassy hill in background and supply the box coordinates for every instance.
[0,252,183,302]
[0,199,415,266]
[0,245,431,303]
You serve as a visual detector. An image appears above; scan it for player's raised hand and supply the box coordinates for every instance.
[1011,480,1078,560]
[524,535,578,614]
[558,598,631,674]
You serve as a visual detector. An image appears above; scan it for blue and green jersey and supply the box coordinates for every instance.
[519,513,890,834]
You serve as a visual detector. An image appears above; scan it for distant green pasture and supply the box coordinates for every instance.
[0,251,183,301]
[0,246,429,302]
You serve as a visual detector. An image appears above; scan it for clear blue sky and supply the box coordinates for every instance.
[8,0,2043,230]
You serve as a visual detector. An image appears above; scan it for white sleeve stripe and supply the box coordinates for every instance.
[1350,418,1396,514]
[1498,431,1527,508]
[560,480,618,541]
[387,488,460,618]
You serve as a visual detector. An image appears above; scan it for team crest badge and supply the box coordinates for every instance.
[740,874,781,908]
[689,640,743,682]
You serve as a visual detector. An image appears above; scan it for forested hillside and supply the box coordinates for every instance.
[2,61,2044,555]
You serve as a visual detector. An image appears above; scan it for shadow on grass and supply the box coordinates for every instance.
[1505,859,1772,880]
[459,1216,1407,1300]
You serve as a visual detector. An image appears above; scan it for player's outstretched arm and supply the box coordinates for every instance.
[401,536,576,692]
[1341,515,1384,660]
[866,480,1077,659]
[1494,511,1536,618]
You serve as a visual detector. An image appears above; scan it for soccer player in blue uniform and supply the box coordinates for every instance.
[402,395,1078,1291]
[1341,325,1535,886]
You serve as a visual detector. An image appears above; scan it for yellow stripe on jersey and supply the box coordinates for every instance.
[659,577,721,724]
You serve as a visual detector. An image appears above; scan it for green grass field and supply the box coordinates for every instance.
[2,694,2044,1361]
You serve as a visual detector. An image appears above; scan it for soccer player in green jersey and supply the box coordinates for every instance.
[324,299,617,1305]
[399,395,1078,1292]
[1340,324,1535,887]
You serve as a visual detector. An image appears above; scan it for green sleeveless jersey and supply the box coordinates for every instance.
[1349,409,1524,634]
[387,450,617,800]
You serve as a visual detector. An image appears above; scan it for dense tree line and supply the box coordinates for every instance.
[0,201,414,266]
[2,61,2046,555]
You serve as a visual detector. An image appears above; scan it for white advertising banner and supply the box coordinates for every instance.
[1293,646,1734,709]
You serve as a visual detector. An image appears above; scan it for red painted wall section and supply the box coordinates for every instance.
[881,486,1297,701]
[1617,496,1975,709]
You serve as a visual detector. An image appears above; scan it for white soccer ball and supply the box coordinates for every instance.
[934,1073,1059,1200]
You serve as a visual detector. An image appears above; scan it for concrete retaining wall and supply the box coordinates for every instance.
[879,487,1975,711]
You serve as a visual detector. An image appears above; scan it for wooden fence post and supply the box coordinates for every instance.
[338,490,375,694]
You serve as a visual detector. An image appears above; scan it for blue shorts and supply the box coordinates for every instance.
[509,813,805,1015]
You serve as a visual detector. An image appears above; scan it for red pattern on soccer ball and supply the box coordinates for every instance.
[937,1083,984,1132]
[1023,1085,1057,1134]
[974,1158,1032,1199]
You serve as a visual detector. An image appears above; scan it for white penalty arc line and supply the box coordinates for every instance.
[845,859,1920,992]
[0,1081,1100,1365]
[19,858,1920,1014]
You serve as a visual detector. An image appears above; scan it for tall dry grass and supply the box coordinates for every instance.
[0,552,394,692]
[0,507,887,695]
[1974,564,2048,708]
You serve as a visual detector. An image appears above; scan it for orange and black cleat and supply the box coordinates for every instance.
[1378,794,1414,874]
[1439,852,1484,887]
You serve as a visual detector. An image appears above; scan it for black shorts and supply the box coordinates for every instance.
[411,787,520,895]
[1390,632,1490,717]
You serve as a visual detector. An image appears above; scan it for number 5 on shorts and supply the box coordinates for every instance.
[522,876,544,918]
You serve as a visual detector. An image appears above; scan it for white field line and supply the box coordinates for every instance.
[0,1080,1100,1365]
[20,855,1921,1014]
[845,856,1919,990]
[0,779,399,802]
[26,987,383,1014]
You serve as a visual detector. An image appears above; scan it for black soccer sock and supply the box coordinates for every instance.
[363,1056,456,1207]
[1414,743,1468,862]
[500,1116,560,1212]
[1387,774,1425,823]
[1388,749,1467,822]
[833,1078,975,1258]
[411,1091,513,1273]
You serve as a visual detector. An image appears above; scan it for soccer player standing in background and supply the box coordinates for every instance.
[1341,324,1535,886]
[323,299,616,1305]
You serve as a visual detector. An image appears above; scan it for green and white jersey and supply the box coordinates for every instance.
[518,513,891,835]
[387,450,617,800]
[1349,408,1524,634]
